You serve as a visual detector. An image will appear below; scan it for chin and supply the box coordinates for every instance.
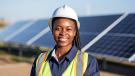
[57,42,71,47]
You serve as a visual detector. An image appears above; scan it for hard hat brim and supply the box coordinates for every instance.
[48,17,80,30]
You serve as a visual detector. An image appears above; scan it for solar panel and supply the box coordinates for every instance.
[79,14,121,48]
[0,20,30,40]
[32,32,55,48]
[86,14,135,61]
[79,14,121,32]
[8,19,48,44]
[88,35,135,59]
[80,32,97,48]
[109,14,135,34]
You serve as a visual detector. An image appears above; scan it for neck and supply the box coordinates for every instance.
[55,44,72,61]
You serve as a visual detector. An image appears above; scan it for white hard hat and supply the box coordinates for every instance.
[49,5,80,30]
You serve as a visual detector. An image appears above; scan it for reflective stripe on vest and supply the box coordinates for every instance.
[36,51,88,76]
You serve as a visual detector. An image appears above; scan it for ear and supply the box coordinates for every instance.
[77,22,80,29]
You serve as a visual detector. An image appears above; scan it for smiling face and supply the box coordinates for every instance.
[52,17,77,48]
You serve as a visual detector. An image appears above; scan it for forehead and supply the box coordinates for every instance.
[52,17,76,27]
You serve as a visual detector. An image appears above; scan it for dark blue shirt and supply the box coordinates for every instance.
[30,46,100,76]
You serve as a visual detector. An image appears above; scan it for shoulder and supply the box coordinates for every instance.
[31,51,49,70]
[88,53,97,62]
[86,52,98,67]
[82,52,97,62]
[83,52,100,76]
[82,52,99,68]
[30,51,48,76]
[33,51,48,64]
[36,51,47,59]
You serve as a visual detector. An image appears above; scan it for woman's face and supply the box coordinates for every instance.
[52,18,76,47]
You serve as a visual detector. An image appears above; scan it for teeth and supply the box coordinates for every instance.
[59,38,67,41]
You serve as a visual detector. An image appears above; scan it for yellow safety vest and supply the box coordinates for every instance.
[36,51,88,76]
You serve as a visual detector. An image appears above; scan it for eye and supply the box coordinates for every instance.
[67,26,74,31]
[55,27,61,31]
[67,28,72,31]
[67,28,71,30]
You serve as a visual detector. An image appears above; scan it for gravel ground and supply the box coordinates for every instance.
[0,62,31,76]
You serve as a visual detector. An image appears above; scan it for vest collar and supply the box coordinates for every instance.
[52,49,59,62]
[47,45,78,62]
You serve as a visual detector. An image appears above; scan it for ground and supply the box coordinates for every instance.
[0,54,121,76]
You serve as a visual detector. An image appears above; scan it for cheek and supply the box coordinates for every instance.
[69,31,76,39]
[52,31,58,40]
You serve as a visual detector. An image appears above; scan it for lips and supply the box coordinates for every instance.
[58,37,68,42]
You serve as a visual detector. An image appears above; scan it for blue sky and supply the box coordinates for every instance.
[0,0,135,23]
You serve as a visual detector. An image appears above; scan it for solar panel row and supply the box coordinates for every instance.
[0,13,134,62]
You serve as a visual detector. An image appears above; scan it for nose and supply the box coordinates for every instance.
[60,29,67,36]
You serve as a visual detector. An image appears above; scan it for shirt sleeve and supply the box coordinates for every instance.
[85,54,100,76]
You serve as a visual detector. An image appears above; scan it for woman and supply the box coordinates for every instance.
[30,5,100,76]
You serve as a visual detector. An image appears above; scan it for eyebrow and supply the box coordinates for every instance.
[55,24,74,28]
